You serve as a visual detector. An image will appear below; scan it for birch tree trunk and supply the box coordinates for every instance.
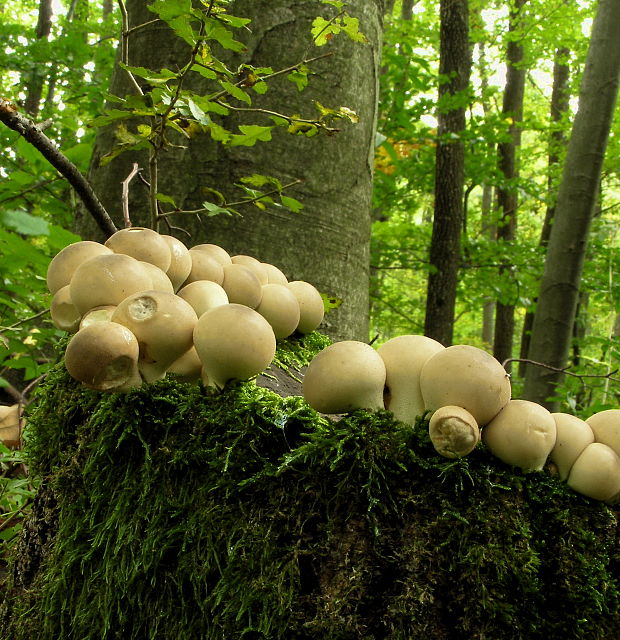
[78,0,383,342]
[523,0,620,408]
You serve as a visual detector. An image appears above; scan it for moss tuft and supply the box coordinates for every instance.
[1,335,619,639]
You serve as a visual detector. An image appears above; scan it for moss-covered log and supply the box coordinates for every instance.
[1,335,619,639]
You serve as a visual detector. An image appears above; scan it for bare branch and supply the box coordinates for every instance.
[121,162,141,228]
[0,99,117,237]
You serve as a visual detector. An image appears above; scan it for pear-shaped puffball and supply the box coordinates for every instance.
[0,404,22,449]
[161,235,192,292]
[184,249,225,286]
[586,409,620,457]
[221,263,263,308]
[177,280,229,318]
[420,344,511,426]
[567,442,620,504]
[193,303,276,388]
[287,280,324,333]
[255,283,301,339]
[46,240,112,294]
[550,413,595,481]
[105,227,172,272]
[50,285,82,332]
[429,406,480,458]
[377,334,445,426]
[482,399,557,472]
[303,341,386,414]
[231,255,269,285]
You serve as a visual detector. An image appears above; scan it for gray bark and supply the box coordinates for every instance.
[424,0,470,346]
[78,0,384,342]
[523,0,620,408]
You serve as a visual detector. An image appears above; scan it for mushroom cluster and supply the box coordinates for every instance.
[302,335,620,505]
[47,228,325,392]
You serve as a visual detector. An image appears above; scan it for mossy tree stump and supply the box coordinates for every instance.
[1,335,619,639]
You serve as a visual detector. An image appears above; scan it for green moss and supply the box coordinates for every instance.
[2,335,619,639]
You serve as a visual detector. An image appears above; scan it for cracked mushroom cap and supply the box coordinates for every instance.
[585,409,620,457]
[567,442,620,504]
[50,284,82,333]
[69,253,153,315]
[429,405,480,458]
[482,399,557,472]
[64,321,142,392]
[193,303,276,388]
[287,280,324,334]
[104,227,172,272]
[303,341,386,414]
[550,413,595,481]
[46,240,112,295]
[377,334,445,426]
[79,305,117,330]
[161,235,193,292]
[420,344,511,426]
[112,290,198,383]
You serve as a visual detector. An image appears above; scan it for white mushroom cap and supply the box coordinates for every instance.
[46,240,112,294]
[231,255,269,285]
[69,253,153,315]
[64,321,142,392]
[190,243,232,266]
[221,263,263,309]
[177,280,229,318]
[429,405,480,458]
[139,261,175,293]
[550,413,595,481]
[111,291,198,383]
[193,303,276,388]
[287,280,325,334]
[79,305,117,330]
[377,334,445,426]
[262,263,288,285]
[161,235,192,292]
[183,249,225,286]
[567,442,620,504]
[50,285,82,333]
[0,404,22,449]
[482,399,557,472]
[255,283,301,339]
[585,409,620,457]
[104,227,172,272]
[167,346,203,382]
[420,344,511,426]
[303,341,386,414]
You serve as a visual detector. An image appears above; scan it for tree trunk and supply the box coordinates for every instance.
[424,0,470,346]
[78,0,384,342]
[519,46,571,377]
[523,0,620,409]
[493,0,526,370]
[22,0,54,117]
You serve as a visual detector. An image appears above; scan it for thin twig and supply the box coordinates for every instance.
[117,0,144,96]
[503,357,620,383]
[0,308,50,331]
[121,163,140,228]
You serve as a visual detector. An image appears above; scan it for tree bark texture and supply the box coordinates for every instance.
[493,0,526,370]
[523,0,620,409]
[78,0,384,342]
[424,0,470,346]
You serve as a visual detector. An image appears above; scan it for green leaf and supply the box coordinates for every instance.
[219,80,252,105]
[312,16,340,46]
[252,81,268,95]
[0,210,49,236]
[342,15,367,43]
[156,193,177,207]
[240,174,282,190]
[321,292,343,311]
[187,98,210,125]
[202,201,232,217]
[280,195,304,213]
[320,0,345,7]
[229,125,273,147]
[118,63,178,85]
[208,122,233,143]
[205,19,246,52]
[288,66,309,92]
[47,225,81,251]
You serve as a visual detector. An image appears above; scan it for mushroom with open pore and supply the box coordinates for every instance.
[429,405,480,458]
[50,285,82,333]
[303,341,386,414]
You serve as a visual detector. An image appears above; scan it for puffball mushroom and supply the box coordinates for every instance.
[420,344,511,426]
[112,291,198,383]
[191,243,232,266]
[46,240,112,294]
[104,227,171,272]
[482,399,557,472]
[139,261,174,294]
[184,249,225,286]
[567,442,620,504]
[585,409,620,457]
[231,255,269,285]
[377,334,445,426]
[161,235,192,292]
[255,283,301,339]
[79,305,116,329]
[303,341,386,414]
[50,285,82,332]
[69,253,153,315]
[167,347,203,382]
[177,280,229,318]
[221,263,263,308]
[262,263,288,285]
[64,321,142,392]
[0,404,21,449]
[287,280,324,334]
[550,413,595,481]
[428,406,480,459]
[193,303,276,388]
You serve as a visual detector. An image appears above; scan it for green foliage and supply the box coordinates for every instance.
[2,360,619,639]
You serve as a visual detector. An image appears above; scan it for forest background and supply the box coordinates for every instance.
[0,0,619,422]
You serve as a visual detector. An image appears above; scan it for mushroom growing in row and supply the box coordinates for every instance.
[48,230,326,392]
